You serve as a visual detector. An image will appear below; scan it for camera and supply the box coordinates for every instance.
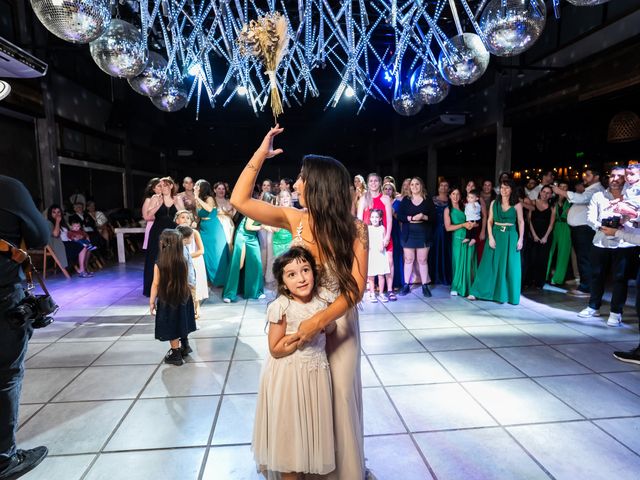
[6,292,58,329]
[601,216,621,229]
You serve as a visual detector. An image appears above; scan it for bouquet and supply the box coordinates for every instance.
[237,12,290,120]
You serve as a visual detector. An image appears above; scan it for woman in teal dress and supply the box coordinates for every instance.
[195,179,230,287]
[271,191,293,257]
[469,180,525,305]
[223,216,264,302]
[444,188,476,297]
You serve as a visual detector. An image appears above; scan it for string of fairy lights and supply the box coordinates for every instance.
[29,0,608,117]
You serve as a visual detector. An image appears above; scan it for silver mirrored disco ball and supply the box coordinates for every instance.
[438,33,490,86]
[413,63,449,105]
[128,52,168,97]
[90,19,148,79]
[480,0,546,56]
[392,81,423,116]
[151,82,188,112]
[566,0,609,5]
[30,0,111,44]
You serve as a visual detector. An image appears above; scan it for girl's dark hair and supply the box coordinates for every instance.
[46,204,69,229]
[156,229,190,306]
[499,180,519,206]
[280,177,293,188]
[272,246,318,298]
[143,177,161,199]
[301,154,360,307]
[176,224,193,238]
[369,208,384,220]
[195,179,213,201]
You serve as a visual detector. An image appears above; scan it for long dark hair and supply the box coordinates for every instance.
[196,179,213,201]
[301,155,359,307]
[156,229,190,306]
[498,180,519,206]
[143,177,161,199]
[272,246,318,298]
[46,204,68,229]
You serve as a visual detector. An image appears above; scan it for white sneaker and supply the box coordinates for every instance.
[450,290,459,296]
[368,292,378,303]
[223,298,231,304]
[258,294,266,299]
[378,294,388,303]
[607,312,622,327]
[578,307,600,318]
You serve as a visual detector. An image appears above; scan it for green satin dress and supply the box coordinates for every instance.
[223,217,264,301]
[547,200,572,284]
[198,206,230,287]
[449,208,477,297]
[470,201,521,305]
[272,228,293,258]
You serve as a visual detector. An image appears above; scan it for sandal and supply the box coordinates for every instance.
[387,292,397,302]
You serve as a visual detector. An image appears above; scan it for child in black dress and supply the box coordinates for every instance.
[149,229,196,366]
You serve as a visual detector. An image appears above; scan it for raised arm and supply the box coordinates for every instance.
[293,222,369,347]
[230,126,295,230]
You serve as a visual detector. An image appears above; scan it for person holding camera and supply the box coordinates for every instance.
[577,167,635,326]
[0,175,50,479]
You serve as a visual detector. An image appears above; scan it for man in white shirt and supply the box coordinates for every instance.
[575,167,634,326]
[528,170,555,201]
[552,169,605,296]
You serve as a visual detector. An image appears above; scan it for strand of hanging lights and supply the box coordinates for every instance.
[29,0,608,117]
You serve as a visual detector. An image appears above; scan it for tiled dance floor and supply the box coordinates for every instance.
[16,262,640,479]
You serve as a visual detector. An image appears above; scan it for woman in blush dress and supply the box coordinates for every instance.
[141,178,162,250]
[231,126,368,480]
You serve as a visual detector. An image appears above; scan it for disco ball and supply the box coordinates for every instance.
[413,63,449,105]
[392,80,422,116]
[151,82,188,112]
[566,0,610,5]
[480,0,546,56]
[128,52,168,97]
[30,0,111,44]
[438,33,490,86]
[90,19,148,79]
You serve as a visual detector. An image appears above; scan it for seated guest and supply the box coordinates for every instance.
[46,205,93,277]
[67,221,97,251]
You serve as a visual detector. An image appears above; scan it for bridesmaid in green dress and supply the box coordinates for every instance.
[223,216,264,302]
[444,188,476,297]
[195,180,231,287]
[547,182,572,285]
[469,180,525,305]
[272,191,293,257]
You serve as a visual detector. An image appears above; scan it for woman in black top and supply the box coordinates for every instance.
[523,185,556,288]
[397,177,436,297]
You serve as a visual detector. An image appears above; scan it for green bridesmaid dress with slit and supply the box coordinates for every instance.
[470,201,521,305]
[272,227,293,258]
[450,208,477,297]
[546,200,571,284]
[198,206,230,287]
[223,217,264,301]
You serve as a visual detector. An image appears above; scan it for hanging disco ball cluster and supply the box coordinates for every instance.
[29,0,610,116]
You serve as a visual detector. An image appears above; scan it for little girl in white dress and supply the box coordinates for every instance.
[367,209,390,303]
[175,210,208,317]
[252,246,335,480]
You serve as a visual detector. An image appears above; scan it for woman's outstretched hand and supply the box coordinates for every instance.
[257,125,285,159]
